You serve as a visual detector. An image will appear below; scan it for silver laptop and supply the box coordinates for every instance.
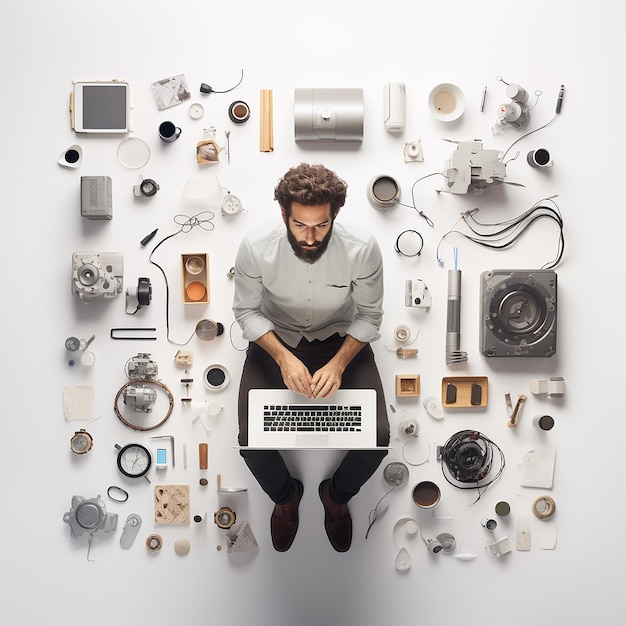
[246,388,379,449]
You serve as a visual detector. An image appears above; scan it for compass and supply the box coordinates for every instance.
[115,443,152,480]
[70,429,94,454]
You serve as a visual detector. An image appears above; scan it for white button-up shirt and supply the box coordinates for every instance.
[233,220,384,348]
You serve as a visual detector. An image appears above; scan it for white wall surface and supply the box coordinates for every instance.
[2,1,622,624]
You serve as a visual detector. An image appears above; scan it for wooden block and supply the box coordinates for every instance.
[395,374,420,397]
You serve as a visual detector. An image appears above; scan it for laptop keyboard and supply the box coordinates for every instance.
[263,404,362,432]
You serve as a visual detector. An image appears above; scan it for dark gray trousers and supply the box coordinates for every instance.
[238,333,390,504]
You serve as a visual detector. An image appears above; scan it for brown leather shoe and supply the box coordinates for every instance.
[270,479,304,552]
[318,479,352,552]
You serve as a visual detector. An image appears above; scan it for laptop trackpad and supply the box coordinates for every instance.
[295,434,329,448]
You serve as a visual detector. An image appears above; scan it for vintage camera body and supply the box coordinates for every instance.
[63,495,118,539]
[72,252,124,301]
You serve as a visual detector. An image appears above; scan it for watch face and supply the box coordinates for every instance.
[117,444,151,478]
[71,430,93,454]
[222,195,242,215]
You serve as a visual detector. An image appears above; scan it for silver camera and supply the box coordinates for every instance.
[72,252,124,301]
[63,494,118,539]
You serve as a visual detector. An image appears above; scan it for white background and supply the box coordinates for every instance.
[2,1,622,624]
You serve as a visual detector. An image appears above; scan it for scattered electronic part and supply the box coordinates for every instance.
[439,140,506,195]
[439,430,505,495]
[221,194,243,215]
[114,379,174,431]
[126,353,158,380]
[399,419,419,438]
[70,429,94,454]
[505,393,527,428]
[556,84,565,113]
[125,277,152,314]
[487,536,512,556]
[480,270,557,358]
[155,448,167,469]
[72,252,124,302]
[383,462,409,487]
[446,269,468,364]
[63,494,118,559]
[65,334,96,366]
[403,139,423,162]
[214,507,236,529]
[174,350,193,367]
[529,377,565,396]
[120,514,142,549]
[58,144,82,168]
[492,80,532,135]
[395,347,418,359]
[199,68,244,95]
[181,377,193,403]
[436,532,456,554]
[140,228,158,247]
[146,534,163,551]
[294,87,364,143]
[115,443,152,481]
[383,82,406,132]
[133,177,159,198]
[65,334,94,353]
[123,383,158,413]
[404,279,432,309]
[81,175,113,220]
[216,474,247,493]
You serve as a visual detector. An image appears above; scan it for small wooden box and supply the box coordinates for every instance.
[181,253,210,304]
[441,376,488,408]
[395,374,420,397]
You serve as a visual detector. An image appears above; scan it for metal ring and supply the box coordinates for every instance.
[107,485,129,502]
[114,378,174,431]
[394,230,424,257]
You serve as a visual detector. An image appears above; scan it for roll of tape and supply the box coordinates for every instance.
[394,324,411,342]
[532,495,556,519]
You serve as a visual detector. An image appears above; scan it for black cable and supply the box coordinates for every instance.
[200,69,244,95]
[499,114,557,162]
[395,171,445,228]
[436,197,564,270]
[440,430,505,504]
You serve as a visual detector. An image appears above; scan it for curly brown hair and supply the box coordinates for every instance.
[274,163,347,218]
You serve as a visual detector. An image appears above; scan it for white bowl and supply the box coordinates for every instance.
[428,83,465,121]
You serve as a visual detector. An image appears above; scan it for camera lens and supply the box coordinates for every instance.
[65,149,80,164]
[78,264,99,286]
